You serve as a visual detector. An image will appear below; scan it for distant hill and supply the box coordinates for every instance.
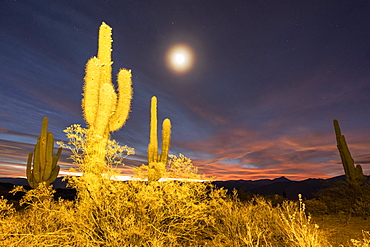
[212,176,350,200]
[0,177,69,189]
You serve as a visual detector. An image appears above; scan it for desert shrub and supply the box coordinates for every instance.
[236,189,255,201]
[166,153,201,179]
[0,180,334,246]
[0,196,15,219]
[0,183,77,246]
[264,193,287,207]
[204,193,331,247]
[67,178,227,246]
[304,198,329,215]
[276,194,330,247]
[351,231,370,247]
[314,181,370,216]
[209,193,278,246]
[57,124,134,170]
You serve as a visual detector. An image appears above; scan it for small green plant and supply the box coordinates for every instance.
[27,117,62,188]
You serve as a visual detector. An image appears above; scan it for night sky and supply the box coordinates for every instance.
[1,1,370,180]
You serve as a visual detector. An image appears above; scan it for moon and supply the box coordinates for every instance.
[166,43,194,74]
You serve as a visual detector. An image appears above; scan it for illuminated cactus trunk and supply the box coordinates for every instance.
[82,22,132,177]
[148,96,171,182]
[334,119,364,184]
[27,117,62,188]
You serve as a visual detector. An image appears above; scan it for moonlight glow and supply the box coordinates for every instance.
[166,44,194,74]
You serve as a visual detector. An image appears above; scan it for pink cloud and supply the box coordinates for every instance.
[173,126,370,180]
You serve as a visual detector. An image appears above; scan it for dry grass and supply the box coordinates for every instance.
[313,214,370,247]
[0,180,336,247]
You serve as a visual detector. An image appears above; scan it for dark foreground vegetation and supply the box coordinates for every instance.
[0,178,369,246]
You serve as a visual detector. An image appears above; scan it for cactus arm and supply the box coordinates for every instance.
[97,23,113,98]
[83,57,102,127]
[159,118,171,164]
[28,172,38,189]
[39,118,48,180]
[26,152,37,188]
[148,96,158,164]
[52,147,63,167]
[355,165,364,181]
[97,22,113,72]
[43,131,54,181]
[26,152,33,179]
[46,165,60,184]
[33,137,42,183]
[333,119,341,136]
[339,135,355,177]
[109,69,133,132]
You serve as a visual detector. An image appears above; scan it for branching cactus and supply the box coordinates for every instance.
[27,117,62,189]
[334,119,364,184]
[82,22,133,175]
[148,96,171,182]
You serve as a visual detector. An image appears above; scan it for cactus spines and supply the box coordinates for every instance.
[147,96,172,182]
[27,117,62,189]
[334,119,364,184]
[82,22,133,175]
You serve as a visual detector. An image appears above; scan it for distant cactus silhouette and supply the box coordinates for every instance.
[333,119,364,184]
[27,117,62,188]
[147,96,171,182]
[82,22,133,175]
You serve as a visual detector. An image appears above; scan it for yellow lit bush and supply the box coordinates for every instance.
[1,179,336,246]
[351,231,370,247]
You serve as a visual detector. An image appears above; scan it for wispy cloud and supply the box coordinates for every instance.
[173,125,370,180]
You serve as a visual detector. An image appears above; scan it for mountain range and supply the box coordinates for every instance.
[0,175,358,201]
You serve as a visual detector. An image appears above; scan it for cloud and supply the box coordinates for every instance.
[172,125,370,180]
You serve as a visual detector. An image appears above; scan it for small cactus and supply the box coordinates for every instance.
[147,96,171,182]
[27,117,62,188]
[333,119,364,184]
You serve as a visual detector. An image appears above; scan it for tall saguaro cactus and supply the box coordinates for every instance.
[333,119,364,184]
[147,96,172,182]
[82,22,133,175]
[27,117,62,189]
